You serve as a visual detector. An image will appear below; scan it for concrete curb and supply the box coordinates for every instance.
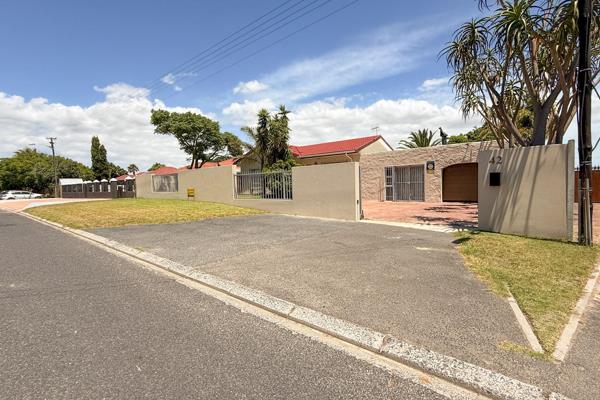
[20,211,569,400]
[553,262,600,361]
[506,288,544,354]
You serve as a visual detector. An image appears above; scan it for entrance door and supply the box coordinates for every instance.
[442,163,478,202]
[385,165,424,201]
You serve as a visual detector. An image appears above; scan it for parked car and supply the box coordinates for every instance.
[0,190,43,200]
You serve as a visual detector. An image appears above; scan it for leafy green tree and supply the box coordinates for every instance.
[442,0,600,146]
[127,164,139,175]
[91,136,110,179]
[398,129,441,149]
[151,110,240,169]
[108,162,127,178]
[148,162,166,171]
[0,148,93,193]
[222,132,246,157]
[242,105,294,170]
[448,134,469,144]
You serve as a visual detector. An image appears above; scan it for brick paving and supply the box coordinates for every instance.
[364,200,600,243]
[0,198,106,212]
[362,200,478,229]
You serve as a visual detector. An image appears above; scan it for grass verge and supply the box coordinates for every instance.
[26,199,264,229]
[454,231,599,353]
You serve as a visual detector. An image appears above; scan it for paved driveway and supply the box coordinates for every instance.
[362,200,478,229]
[91,215,539,375]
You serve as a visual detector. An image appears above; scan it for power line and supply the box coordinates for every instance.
[150,0,333,95]
[147,0,306,92]
[161,0,361,100]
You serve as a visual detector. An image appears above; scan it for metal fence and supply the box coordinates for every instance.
[234,171,292,200]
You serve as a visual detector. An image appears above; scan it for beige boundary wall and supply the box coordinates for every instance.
[360,141,498,202]
[478,141,574,240]
[136,162,361,221]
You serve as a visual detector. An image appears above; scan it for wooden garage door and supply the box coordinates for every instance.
[442,163,478,202]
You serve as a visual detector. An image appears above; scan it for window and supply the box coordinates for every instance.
[152,174,178,192]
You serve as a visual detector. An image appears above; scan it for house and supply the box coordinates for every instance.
[360,141,498,203]
[58,178,83,197]
[237,135,393,173]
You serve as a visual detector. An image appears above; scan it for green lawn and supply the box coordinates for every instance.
[455,231,599,353]
[26,199,264,229]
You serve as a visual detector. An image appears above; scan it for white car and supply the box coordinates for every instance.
[0,190,43,200]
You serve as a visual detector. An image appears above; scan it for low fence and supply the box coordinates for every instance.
[61,179,135,199]
[234,171,292,200]
[136,163,361,221]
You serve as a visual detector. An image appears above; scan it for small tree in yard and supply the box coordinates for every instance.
[242,105,294,170]
[151,110,243,169]
[148,162,165,171]
[127,164,139,175]
[443,0,600,147]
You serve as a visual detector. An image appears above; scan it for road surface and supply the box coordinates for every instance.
[0,210,463,399]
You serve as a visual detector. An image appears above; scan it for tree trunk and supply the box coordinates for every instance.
[531,105,549,146]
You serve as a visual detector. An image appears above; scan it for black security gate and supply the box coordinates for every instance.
[384,165,424,201]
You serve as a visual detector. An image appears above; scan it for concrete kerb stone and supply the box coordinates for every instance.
[19,211,571,400]
[381,338,544,400]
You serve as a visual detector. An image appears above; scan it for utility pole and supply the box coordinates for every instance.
[47,137,59,198]
[577,0,593,245]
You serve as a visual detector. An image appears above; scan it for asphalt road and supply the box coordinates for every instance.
[0,211,456,400]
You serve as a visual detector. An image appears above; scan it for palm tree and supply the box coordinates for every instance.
[127,163,139,175]
[398,129,441,149]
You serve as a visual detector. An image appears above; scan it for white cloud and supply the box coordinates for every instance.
[235,22,450,103]
[233,80,269,95]
[0,83,205,170]
[160,72,197,90]
[224,97,479,148]
[222,98,276,126]
[419,77,450,91]
[161,73,176,85]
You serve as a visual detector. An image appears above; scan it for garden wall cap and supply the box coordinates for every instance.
[109,178,117,182]
[101,179,108,182]
[125,176,134,180]
[93,180,100,183]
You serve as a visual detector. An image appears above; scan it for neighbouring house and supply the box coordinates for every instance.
[58,178,84,197]
[236,135,393,173]
[360,141,498,203]
[177,158,240,171]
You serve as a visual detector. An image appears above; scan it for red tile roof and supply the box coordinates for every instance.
[148,166,178,175]
[115,172,146,181]
[178,158,239,171]
[289,135,386,158]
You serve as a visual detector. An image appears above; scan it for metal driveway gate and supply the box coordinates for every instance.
[384,165,424,201]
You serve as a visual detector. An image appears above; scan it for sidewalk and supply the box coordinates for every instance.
[87,214,600,399]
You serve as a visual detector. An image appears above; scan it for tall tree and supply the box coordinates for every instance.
[90,136,110,179]
[443,0,600,147]
[398,129,442,149]
[242,105,293,170]
[151,110,239,169]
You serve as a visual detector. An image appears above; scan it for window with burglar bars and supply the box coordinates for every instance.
[234,171,292,200]
[384,165,424,201]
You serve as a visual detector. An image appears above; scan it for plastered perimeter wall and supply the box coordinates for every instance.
[137,162,361,221]
[360,141,498,202]
[478,141,574,240]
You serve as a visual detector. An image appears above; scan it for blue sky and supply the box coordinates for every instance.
[0,0,585,169]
